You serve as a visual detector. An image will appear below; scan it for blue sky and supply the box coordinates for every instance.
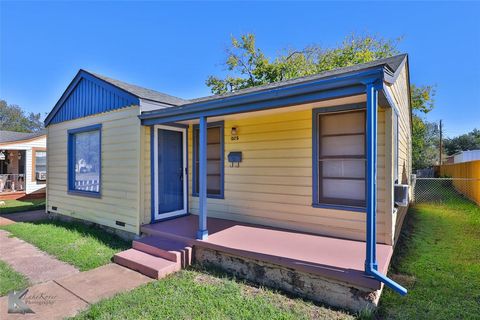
[1,1,479,137]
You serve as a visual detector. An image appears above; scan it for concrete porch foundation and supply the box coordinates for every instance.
[141,214,393,312]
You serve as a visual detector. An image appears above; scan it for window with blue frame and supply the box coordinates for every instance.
[68,124,101,196]
[313,109,366,209]
[193,122,224,198]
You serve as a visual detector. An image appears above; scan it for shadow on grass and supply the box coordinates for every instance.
[0,200,46,214]
[188,264,359,318]
[27,218,130,251]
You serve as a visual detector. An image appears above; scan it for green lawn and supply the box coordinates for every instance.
[0,220,130,271]
[73,268,354,320]
[0,198,46,214]
[378,197,480,319]
[0,260,29,296]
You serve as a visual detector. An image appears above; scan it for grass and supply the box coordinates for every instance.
[0,198,46,214]
[72,268,354,320]
[0,219,130,271]
[0,260,29,296]
[377,197,480,319]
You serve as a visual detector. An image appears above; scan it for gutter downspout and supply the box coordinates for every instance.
[365,81,408,296]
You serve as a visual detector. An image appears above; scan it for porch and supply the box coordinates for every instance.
[141,215,393,291]
[0,150,26,199]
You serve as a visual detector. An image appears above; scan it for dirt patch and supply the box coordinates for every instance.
[193,273,224,286]
[389,273,417,288]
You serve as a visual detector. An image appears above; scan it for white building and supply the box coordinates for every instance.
[0,130,47,199]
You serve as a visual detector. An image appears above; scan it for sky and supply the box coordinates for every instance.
[1,1,479,137]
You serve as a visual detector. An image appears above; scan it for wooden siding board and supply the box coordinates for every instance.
[188,108,387,242]
[47,106,141,235]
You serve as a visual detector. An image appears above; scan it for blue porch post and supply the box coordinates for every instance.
[196,116,209,240]
[365,82,378,271]
[363,81,407,296]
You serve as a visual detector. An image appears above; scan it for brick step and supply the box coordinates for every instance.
[114,249,180,279]
[133,235,192,268]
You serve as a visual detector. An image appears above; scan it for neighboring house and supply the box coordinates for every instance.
[452,150,480,164]
[0,130,47,200]
[44,54,412,311]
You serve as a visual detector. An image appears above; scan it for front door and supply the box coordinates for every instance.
[153,125,187,221]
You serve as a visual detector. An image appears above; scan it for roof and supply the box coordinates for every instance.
[0,130,46,144]
[189,54,407,104]
[84,70,188,106]
[46,53,408,126]
[140,54,409,123]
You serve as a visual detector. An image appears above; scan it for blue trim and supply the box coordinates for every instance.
[140,68,384,125]
[150,126,155,223]
[364,83,407,296]
[197,116,208,240]
[192,121,225,199]
[312,203,366,213]
[141,85,367,126]
[67,124,102,198]
[311,103,366,211]
[67,190,101,198]
[45,70,139,126]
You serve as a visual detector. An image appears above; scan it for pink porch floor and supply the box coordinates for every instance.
[141,215,393,290]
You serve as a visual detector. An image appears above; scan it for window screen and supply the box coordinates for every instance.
[35,151,47,173]
[68,126,101,194]
[317,111,366,207]
[194,125,223,197]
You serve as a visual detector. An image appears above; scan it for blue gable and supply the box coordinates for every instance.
[45,70,140,126]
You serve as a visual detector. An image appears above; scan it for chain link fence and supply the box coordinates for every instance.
[412,176,480,205]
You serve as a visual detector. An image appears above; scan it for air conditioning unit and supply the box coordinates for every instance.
[36,171,47,181]
[394,184,409,207]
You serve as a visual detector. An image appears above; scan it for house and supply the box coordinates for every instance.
[0,130,47,200]
[451,150,480,164]
[44,54,412,311]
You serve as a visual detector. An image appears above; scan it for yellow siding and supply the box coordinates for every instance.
[385,64,412,245]
[46,106,142,234]
[183,108,389,243]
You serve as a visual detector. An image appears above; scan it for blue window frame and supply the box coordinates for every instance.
[312,104,366,212]
[192,121,224,199]
[67,124,102,198]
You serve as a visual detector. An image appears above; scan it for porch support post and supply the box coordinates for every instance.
[196,116,209,240]
[365,82,379,271]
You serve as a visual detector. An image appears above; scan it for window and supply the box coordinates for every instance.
[35,151,47,173]
[193,122,224,198]
[68,124,101,197]
[313,108,366,209]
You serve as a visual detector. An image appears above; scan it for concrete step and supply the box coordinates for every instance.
[133,236,192,268]
[114,249,180,279]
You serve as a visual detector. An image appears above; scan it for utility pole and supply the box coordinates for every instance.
[439,120,443,165]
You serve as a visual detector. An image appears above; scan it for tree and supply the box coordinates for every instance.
[207,33,436,169]
[0,100,44,133]
[444,129,480,155]
[207,34,401,94]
